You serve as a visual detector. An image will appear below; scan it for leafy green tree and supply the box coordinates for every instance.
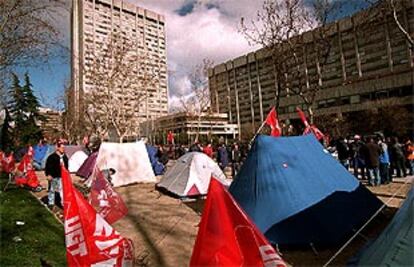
[21,73,43,145]
[0,108,13,151]
[7,73,43,147]
[7,73,25,146]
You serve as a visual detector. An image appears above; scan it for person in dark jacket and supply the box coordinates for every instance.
[336,137,350,170]
[364,138,381,186]
[350,135,366,180]
[231,143,242,178]
[217,143,229,171]
[45,140,68,208]
[389,137,407,178]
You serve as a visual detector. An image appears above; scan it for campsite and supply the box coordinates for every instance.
[2,135,409,267]
[27,166,411,266]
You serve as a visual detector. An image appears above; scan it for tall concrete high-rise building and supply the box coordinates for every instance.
[208,1,413,138]
[70,0,168,139]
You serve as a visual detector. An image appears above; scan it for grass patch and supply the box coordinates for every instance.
[0,174,66,267]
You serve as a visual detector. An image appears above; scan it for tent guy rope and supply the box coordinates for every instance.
[322,178,412,267]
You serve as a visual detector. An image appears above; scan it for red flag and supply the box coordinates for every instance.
[190,178,286,267]
[62,166,134,266]
[265,107,282,137]
[297,108,324,141]
[89,169,128,224]
[296,107,310,128]
[2,153,15,174]
[17,154,31,173]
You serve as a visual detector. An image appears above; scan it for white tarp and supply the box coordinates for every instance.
[68,150,89,173]
[158,152,229,197]
[95,141,156,186]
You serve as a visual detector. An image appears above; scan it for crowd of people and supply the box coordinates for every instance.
[156,141,248,178]
[333,134,414,186]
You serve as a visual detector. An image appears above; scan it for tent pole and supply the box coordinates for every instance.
[249,120,266,147]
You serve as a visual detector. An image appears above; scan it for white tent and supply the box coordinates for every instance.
[157,152,230,197]
[68,150,89,173]
[95,141,156,187]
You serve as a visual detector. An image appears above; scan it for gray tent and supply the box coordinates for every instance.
[157,152,229,198]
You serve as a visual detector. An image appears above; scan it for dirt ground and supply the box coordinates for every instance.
[31,170,413,267]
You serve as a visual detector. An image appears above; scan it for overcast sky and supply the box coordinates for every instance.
[24,0,366,110]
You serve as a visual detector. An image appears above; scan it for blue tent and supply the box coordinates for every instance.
[145,145,165,175]
[33,145,48,166]
[350,185,413,266]
[33,145,55,170]
[229,134,382,246]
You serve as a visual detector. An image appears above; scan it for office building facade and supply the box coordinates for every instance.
[208,2,413,137]
[71,0,168,138]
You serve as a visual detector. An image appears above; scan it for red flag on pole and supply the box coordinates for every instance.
[62,166,134,266]
[265,107,282,137]
[297,107,324,141]
[190,178,286,267]
[89,169,128,224]
[296,107,310,128]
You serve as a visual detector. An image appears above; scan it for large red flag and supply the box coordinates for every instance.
[62,166,134,266]
[265,107,282,137]
[190,178,286,267]
[89,169,128,224]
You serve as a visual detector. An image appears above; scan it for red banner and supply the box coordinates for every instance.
[265,107,282,137]
[190,178,286,267]
[89,169,128,224]
[1,154,15,174]
[62,166,134,266]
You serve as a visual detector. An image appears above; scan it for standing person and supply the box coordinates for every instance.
[45,140,68,209]
[378,136,391,184]
[217,143,229,171]
[231,143,242,178]
[350,135,366,180]
[404,139,414,175]
[364,137,381,186]
[336,137,350,170]
[389,137,407,178]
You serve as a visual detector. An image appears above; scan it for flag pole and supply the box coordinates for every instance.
[249,120,266,148]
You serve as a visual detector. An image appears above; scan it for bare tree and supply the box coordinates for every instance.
[0,0,67,97]
[177,59,214,142]
[240,0,343,123]
[83,32,155,143]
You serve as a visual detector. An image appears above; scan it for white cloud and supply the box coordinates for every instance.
[130,0,263,111]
